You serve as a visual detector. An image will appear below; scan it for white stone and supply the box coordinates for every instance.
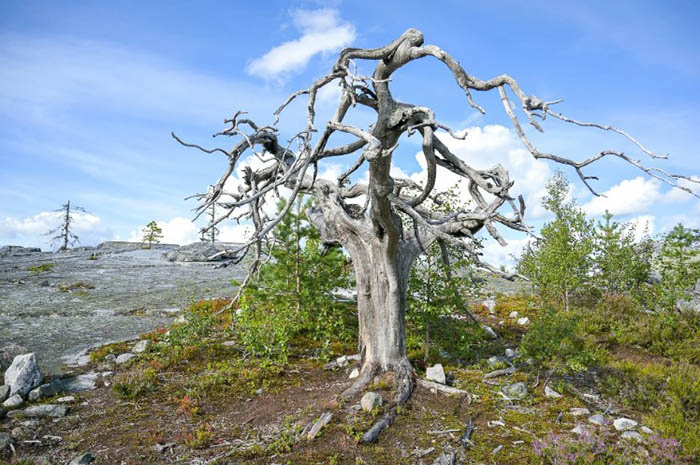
[361,392,383,412]
[588,414,606,426]
[2,393,23,409]
[57,396,75,403]
[4,353,42,398]
[570,424,590,435]
[483,325,498,339]
[509,311,519,318]
[505,348,518,359]
[620,431,643,442]
[517,317,530,326]
[115,353,136,364]
[482,299,496,313]
[348,368,359,379]
[132,340,149,353]
[487,356,503,367]
[544,385,561,398]
[570,408,590,416]
[613,418,638,431]
[426,364,446,385]
[640,426,653,434]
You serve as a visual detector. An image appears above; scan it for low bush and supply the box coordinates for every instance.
[112,366,158,399]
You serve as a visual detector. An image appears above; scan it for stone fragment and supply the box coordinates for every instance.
[426,364,446,384]
[570,407,590,416]
[28,379,64,401]
[132,340,149,353]
[588,414,606,426]
[505,348,519,359]
[571,424,590,435]
[23,404,68,418]
[517,317,530,326]
[3,394,23,409]
[0,432,13,452]
[348,368,359,379]
[487,356,503,367]
[361,392,383,412]
[483,325,498,339]
[482,299,496,314]
[640,426,653,434]
[68,452,95,465]
[509,311,519,318]
[4,353,42,397]
[501,382,527,400]
[153,442,176,453]
[613,417,638,432]
[432,451,457,465]
[620,431,643,442]
[57,396,75,403]
[115,353,136,364]
[544,385,561,398]
[0,385,9,402]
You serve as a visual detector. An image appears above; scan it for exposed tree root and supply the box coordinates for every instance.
[359,362,414,444]
[340,363,376,400]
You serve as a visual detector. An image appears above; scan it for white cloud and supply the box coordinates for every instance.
[582,177,661,216]
[219,223,253,243]
[623,215,656,241]
[480,236,532,270]
[0,211,112,250]
[128,217,200,245]
[661,177,700,204]
[247,9,355,80]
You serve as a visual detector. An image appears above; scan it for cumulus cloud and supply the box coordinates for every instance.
[247,9,355,80]
[0,211,112,250]
[623,215,656,241]
[480,237,532,270]
[582,177,661,216]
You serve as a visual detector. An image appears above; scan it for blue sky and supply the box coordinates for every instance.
[1,0,699,264]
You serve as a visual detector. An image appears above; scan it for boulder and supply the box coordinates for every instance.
[115,353,136,364]
[361,392,383,412]
[501,382,528,400]
[4,353,42,397]
[0,343,29,373]
[0,385,9,402]
[620,431,643,443]
[2,394,23,409]
[426,364,446,385]
[23,404,68,418]
[544,386,561,398]
[613,417,638,432]
[132,340,149,353]
[0,245,41,257]
[28,379,64,401]
[163,242,242,262]
[588,414,606,426]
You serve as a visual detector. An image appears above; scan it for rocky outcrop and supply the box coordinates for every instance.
[163,242,243,262]
[0,246,41,257]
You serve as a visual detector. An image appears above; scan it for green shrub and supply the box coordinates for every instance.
[112,366,158,399]
[28,263,56,274]
[520,308,606,372]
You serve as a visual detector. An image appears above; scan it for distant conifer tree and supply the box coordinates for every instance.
[46,200,88,251]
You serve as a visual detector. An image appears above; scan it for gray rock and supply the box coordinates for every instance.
[613,417,638,431]
[115,353,136,364]
[132,340,149,353]
[501,382,527,400]
[571,424,590,435]
[3,394,23,409]
[163,242,242,262]
[23,404,68,418]
[487,356,504,367]
[517,317,530,326]
[4,353,42,397]
[0,385,9,402]
[620,431,643,443]
[153,442,176,453]
[0,432,13,451]
[6,409,24,419]
[28,379,65,401]
[570,407,590,416]
[432,451,456,465]
[483,325,498,339]
[348,368,359,379]
[426,364,446,384]
[62,373,98,392]
[640,426,653,434]
[39,280,50,287]
[588,414,607,426]
[0,245,41,257]
[505,348,519,359]
[544,385,561,398]
[68,452,95,464]
[104,354,117,363]
[57,396,75,403]
[508,311,519,318]
[361,392,383,412]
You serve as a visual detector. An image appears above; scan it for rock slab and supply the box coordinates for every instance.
[501,382,528,400]
[426,364,446,384]
[4,353,42,397]
[2,394,23,409]
[613,417,638,432]
[361,392,383,412]
[23,404,68,418]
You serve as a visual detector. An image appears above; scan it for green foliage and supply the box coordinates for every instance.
[407,184,483,360]
[518,172,594,309]
[655,223,700,311]
[592,210,653,299]
[28,263,55,275]
[238,196,352,361]
[520,308,606,372]
[141,220,164,248]
[112,366,158,399]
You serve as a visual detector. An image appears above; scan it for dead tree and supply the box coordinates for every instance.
[173,29,697,442]
[46,200,88,251]
[199,186,220,243]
